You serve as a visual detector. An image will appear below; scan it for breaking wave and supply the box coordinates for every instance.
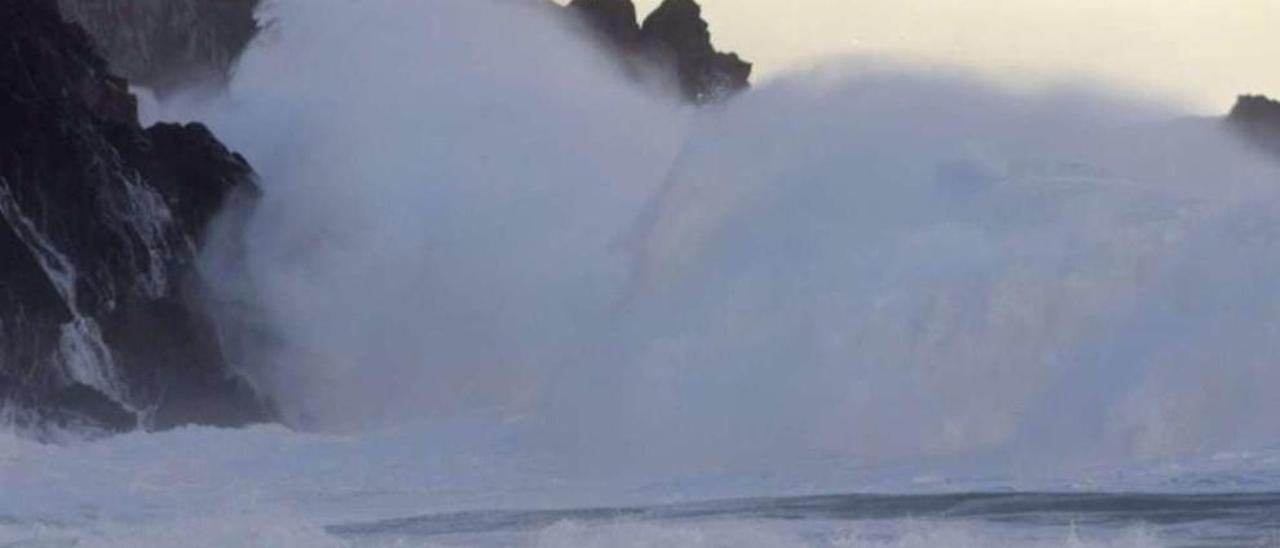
[146,0,1280,473]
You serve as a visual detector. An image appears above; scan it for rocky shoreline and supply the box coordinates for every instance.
[1,0,1275,437]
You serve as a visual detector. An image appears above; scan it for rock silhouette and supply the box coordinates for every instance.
[1228,95,1280,158]
[569,0,751,103]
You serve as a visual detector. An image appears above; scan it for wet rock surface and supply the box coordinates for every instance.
[1,0,272,434]
[56,0,260,96]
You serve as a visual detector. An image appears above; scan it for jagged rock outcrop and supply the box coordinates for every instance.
[569,0,642,46]
[0,0,272,434]
[639,0,751,103]
[56,0,260,96]
[55,0,744,104]
[1228,95,1280,158]
[568,0,751,103]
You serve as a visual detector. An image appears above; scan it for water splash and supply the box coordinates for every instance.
[166,0,1280,472]
[0,181,127,402]
[101,173,185,299]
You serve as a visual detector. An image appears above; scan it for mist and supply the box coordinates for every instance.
[167,0,1280,473]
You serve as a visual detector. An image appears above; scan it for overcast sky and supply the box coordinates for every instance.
[628,0,1278,113]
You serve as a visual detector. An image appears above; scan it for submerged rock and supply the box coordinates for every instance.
[568,0,751,103]
[0,0,272,434]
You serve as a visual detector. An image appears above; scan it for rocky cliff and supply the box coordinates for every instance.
[568,0,751,103]
[0,0,272,435]
[56,0,260,96]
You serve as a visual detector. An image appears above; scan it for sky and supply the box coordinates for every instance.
[628,0,1279,113]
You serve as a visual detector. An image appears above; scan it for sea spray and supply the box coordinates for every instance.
[185,0,689,430]
[167,0,1280,472]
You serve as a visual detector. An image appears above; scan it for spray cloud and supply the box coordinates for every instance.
[168,0,1280,471]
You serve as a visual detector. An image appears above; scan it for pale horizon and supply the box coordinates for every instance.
[630,0,1279,113]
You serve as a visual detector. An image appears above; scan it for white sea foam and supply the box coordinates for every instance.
[0,423,1256,547]
[0,516,1166,548]
[527,519,1164,548]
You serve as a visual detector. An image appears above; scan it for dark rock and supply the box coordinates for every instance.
[0,0,273,435]
[1228,95,1280,158]
[640,0,751,103]
[568,0,642,46]
[56,0,261,96]
[568,0,751,103]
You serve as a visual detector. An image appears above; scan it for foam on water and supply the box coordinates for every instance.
[0,517,1166,548]
[0,424,1269,547]
[522,519,1165,548]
